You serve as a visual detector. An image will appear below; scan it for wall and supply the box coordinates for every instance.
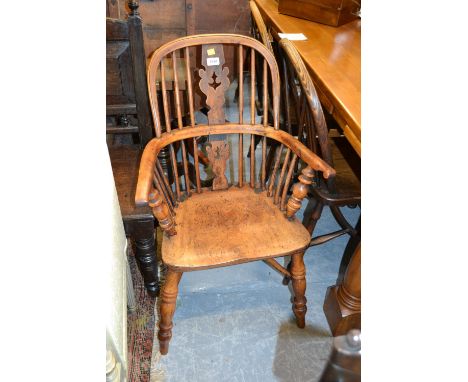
[106,154,128,382]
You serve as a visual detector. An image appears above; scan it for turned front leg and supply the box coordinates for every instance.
[158,269,183,355]
[286,166,315,219]
[291,251,307,328]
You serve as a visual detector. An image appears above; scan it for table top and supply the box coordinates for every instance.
[255,0,361,155]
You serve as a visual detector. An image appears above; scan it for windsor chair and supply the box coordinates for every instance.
[136,34,336,355]
[276,38,361,284]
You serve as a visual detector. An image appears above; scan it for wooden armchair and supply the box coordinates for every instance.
[276,38,361,283]
[136,34,335,355]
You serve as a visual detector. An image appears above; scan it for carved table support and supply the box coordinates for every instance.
[323,242,361,336]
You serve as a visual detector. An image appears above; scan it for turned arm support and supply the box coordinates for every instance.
[286,166,316,220]
[148,188,177,236]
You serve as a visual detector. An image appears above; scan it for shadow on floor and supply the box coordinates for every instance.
[273,320,331,382]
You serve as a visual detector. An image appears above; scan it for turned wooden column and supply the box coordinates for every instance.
[158,269,183,355]
[123,217,159,297]
[323,242,361,336]
[291,251,307,328]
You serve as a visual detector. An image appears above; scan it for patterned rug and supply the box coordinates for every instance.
[127,244,158,382]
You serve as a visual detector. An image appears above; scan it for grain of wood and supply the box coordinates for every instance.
[162,186,310,270]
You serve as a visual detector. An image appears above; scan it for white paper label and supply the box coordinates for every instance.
[278,33,307,41]
[207,57,220,66]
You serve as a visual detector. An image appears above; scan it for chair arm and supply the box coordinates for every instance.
[135,124,336,208]
[281,126,338,220]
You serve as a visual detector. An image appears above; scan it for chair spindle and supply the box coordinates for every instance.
[263,59,268,127]
[153,166,175,217]
[156,158,177,206]
[261,136,267,189]
[172,51,191,196]
[250,48,256,188]
[261,58,268,189]
[160,59,181,200]
[281,153,298,211]
[274,148,291,204]
[184,48,201,193]
[268,144,284,197]
[238,45,244,187]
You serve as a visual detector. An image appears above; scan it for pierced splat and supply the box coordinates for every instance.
[206,140,230,191]
[198,44,231,125]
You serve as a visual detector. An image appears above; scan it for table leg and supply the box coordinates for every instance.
[323,242,361,336]
[126,218,159,297]
[337,216,360,285]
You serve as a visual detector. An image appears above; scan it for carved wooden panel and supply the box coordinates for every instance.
[206,140,230,191]
[198,44,230,125]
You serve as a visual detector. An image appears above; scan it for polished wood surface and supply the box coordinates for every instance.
[137,34,336,355]
[162,186,310,271]
[255,0,361,155]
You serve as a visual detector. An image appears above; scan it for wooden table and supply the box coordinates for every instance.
[254,0,361,156]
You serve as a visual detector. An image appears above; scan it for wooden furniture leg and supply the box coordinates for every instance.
[304,199,324,234]
[291,251,307,328]
[126,217,159,297]
[158,269,183,355]
[337,216,360,285]
[323,242,361,336]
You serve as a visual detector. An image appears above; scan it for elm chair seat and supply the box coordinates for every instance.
[162,186,311,270]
